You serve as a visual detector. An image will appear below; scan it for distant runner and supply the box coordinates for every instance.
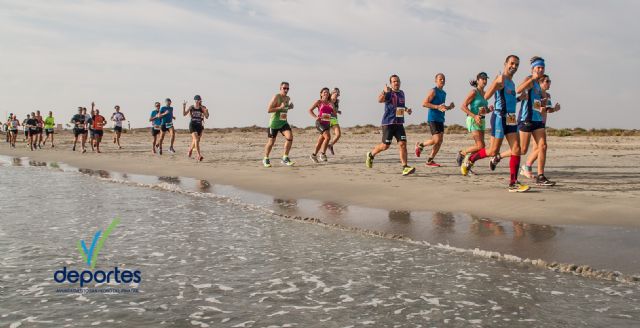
[263,82,295,167]
[25,112,38,151]
[111,105,126,149]
[43,111,55,148]
[8,114,19,148]
[160,98,176,153]
[150,102,163,155]
[91,109,107,153]
[327,87,342,155]
[35,110,44,149]
[71,107,87,153]
[308,87,335,163]
[183,95,209,161]
[415,73,455,167]
[365,74,416,176]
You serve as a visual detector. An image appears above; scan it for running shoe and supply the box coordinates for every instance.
[365,152,374,168]
[520,165,534,179]
[489,156,501,171]
[402,166,416,176]
[169,147,176,154]
[72,145,76,151]
[310,154,319,163]
[158,148,163,155]
[282,156,295,166]
[198,155,204,162]
[456,151,464,167]
[82,148,87,154]
[461,156,474,176]
[426,161,441,167]
[535,174,556,186]
[414,142,423,157]
[263,157,272,168]
[508,182,530,193]
[319,153,328,162]
[327,143,334,155]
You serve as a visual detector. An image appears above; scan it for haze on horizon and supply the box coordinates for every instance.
[1,0,638,129]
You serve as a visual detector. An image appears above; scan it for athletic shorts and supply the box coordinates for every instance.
[466,116,486,132]
[428,121,445,135]
[24,130,29,137]
[92,129,104,137]
[114,126,123,133]
[45,128,54,135]
[267,123,292,139]
[316,120,330,133]
[490,113,518,139]
[151,127,161,136]
[10,129,18,134]
[518,121,546,133]
[330,117,339,127]
[189,122,203,136]
[162,122,173,132]
[381,124,406,145]
[29,128,38,135]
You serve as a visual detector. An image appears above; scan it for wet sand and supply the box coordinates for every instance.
[1,128,639,228]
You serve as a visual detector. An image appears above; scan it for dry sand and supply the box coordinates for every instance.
[2,127,639,227]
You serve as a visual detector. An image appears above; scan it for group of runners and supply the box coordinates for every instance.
[3,54,560,193]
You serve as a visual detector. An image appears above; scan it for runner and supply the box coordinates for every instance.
[150,102,163,155]
[91,109,107,153]
[25,112,38,151]
[327,87,342,155]
[70,107,87,153]
[8,114,19,148]
[111,105,126,149]
[456,72,490,168]
[183,95,209,161]
[263,82,295,167]
[35,110,44,149]
[43,111,55,148]
[415,73,455,167]
[461,55,530,192]
[308,87,335,163]
[521,73,561,185]
[160,98,176,153]
[22,114,29,143]
[365,74,416,176]
[84,107,95,152]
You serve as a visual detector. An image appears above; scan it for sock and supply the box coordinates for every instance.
[469,148,487,163]
[419,143,424,149]
[510,155,521,184]
[525,164,532,171]
[427,157,433,163]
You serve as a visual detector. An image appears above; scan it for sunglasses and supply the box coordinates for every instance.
[282,87,289,90]
[542,80,551,83]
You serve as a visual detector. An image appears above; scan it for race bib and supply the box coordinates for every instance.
[321,113,331,121]
[395,107,405,117]
[506,113,517,126]
[279,112,288,121]
[533,100,542,112]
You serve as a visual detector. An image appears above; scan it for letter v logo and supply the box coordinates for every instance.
[77,218,120,269]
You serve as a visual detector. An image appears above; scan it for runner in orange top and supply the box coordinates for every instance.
[91,108,107,153]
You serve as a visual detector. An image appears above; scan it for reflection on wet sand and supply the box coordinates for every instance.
[320,201,348,218]
[28,160,47,167]
[470,217,506,237]
[197,179,211,192]
[78,168,111,179]
[12,157,22,166]
[274,198,298,214]
[158,176,181,184]
[432,212,455,234]
[513,221,559,242]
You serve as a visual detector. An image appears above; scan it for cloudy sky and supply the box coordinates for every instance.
[1,0,637,129]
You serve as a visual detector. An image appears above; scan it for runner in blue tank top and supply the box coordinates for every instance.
[365,74,416,176]
[461,55,530,192]
[415,73,455,167]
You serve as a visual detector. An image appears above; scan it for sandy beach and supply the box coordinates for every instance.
[1,127,639,227]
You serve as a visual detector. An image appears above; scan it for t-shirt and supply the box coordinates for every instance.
[269,94,289,129]
[71,114,85,129]
[381,90,406,125]
[427,88,446,123]
[112,112,125,127]
[150,110,163,127]
[92,115,106,130]
[160,106,173,124]
[26,118,37,130]
[44,116,55,129]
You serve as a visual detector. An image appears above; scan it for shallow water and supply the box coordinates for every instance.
[1,159,639,327]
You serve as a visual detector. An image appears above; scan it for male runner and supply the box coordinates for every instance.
[415,73,455,166]
[365,74,416,176]
[71,107,87,153]
[160,98,176,153]
[91,109,107,153]
[43,111,55,147]
[35,110,44,149]
[461,55,529,192]
[111,105,126,149]
[150,102,163,154]
[264,82,296,167]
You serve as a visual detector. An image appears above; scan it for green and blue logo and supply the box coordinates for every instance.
[54,218,142,288]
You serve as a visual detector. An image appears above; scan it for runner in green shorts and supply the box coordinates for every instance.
[327,87,341,155]
[263,81,295,167]
[456,72,490,168]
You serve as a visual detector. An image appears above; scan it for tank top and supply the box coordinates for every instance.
[269,94,289,129]
[518,79,544,123]
[318,101,334,123]
[427,87,446,123]
[190,106,204,124]
[494,77,517,115]
[381,90,406,125]
[469,89,489,116]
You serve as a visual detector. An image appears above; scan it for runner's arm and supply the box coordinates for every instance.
[268,95,284,113]
[421,89,438,109]
[460,90,477,117]
[308,100,320,119]
[484,75,503,100]
[203,106,210,119]
[516,75,535,94]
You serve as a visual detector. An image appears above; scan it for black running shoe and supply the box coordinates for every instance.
[536,174,556,186]
[456,151,464,166]
[489,156,501,171]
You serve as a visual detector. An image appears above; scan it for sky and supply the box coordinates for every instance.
[1,0,638,129]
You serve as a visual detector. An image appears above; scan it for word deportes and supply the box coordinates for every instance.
[54,266,141,288]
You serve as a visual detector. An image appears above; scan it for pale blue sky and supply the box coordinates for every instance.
[1,0,638,129]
